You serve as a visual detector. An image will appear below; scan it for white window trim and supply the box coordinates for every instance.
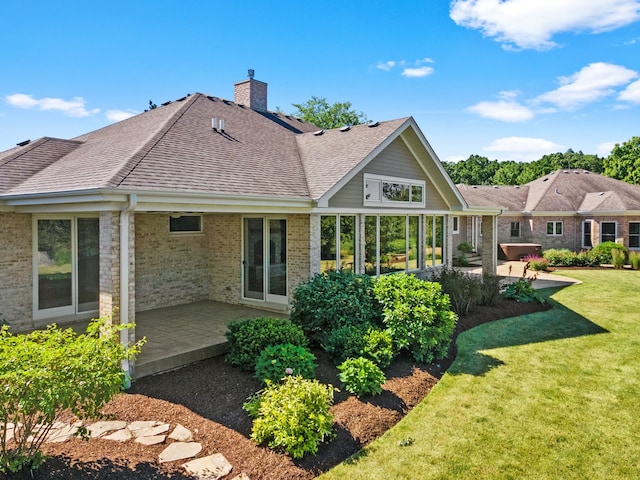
[168,214,204,235]
[599,221,617,243]
[546,221,563,236]
[452,216,459,234]
[363,173,426,208]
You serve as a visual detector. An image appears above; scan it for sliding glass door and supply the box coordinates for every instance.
[35,217,99,319]
[243,217,287,303]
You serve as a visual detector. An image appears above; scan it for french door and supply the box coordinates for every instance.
[34,217,100,319]
[243,217,287,304]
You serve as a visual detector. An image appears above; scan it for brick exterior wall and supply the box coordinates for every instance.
[0,213,33,331]
[135,213,210,311]
[233,78,268,112]
[208,214,241,304]
[99,211,120,323]
[287,215,311,302]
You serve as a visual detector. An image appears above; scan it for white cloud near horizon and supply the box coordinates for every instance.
[450,0,640,50]
[484,136,565,161]
[106,109,138,122]
[5,93,100,117]
[619,78,640,103]
[596,141,618,157]
[535,62,638,109]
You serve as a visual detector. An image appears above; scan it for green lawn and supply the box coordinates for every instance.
[321,270,640,480]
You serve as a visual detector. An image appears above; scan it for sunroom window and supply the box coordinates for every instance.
[364,174,426,207]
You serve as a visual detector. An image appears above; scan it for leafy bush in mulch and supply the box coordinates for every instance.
[337,357,386,397]
[322,323,394,368]
[254,343,316,384]
[225,317,307,372]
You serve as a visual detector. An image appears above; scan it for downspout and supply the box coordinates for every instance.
[119,193,137,387]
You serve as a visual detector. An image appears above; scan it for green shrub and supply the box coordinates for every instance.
[338,357,386,397]
[455,253,469,267]
[254,343,316,384]
[225,317,307,372]
[480,272,502,306]
[434,266,482,316]
[289,270,382,343]
[0,315,144,474]
[629,251,640,270]
[502,278,545,304]
[362,327,395,369]
[589,241,627,265]
[373,274,457,363]
[457,242,473,254]
[543,248,597,267]
[243,376,335,458]
[525,256,549,271]
[323,324,394,368]
[611,248,626,269]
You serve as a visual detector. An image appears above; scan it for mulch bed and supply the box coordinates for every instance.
[7,298,549,480]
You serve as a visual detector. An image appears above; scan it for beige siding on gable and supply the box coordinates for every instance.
[328,137,449,210]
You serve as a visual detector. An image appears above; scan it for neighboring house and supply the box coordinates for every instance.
[0,72,497,371]
[456,169,640,259]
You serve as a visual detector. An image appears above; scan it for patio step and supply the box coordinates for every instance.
[133,342,229,379]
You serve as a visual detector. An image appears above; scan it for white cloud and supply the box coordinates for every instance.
[619,78,640,103]
[376,61,396,71]
[106,109,138,122]
[484,136,565,161]
[467,90,534,121]
[5,93,100,117]
[376,58,436,77]
[401,66,435,78]
[450,0,640,50]
[596,141,619,157]
[535,62,638,109]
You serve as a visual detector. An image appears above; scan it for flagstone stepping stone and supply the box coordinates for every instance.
[182,453,232,480]
[46,424,80,443]
[168,424,193,442]
[136,434,166,446]
[231,474,250,480]
[159,442,202,463]
[88,420,127,438]
[131,423,170,438]
[102,429,133,442]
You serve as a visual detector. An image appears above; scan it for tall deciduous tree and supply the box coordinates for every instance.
[604,136,640,185]
[291,96,368,129]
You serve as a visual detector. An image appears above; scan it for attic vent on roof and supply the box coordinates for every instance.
[211,118,225,132]
[162,101,171,106]
[340,125,351,132]
[493,186,499,189]
[16,139,31,147]
[543,178,549,182]
[313,130,324,136]
[368,121,379,128]
[555,189,561,194]
[515,186,520,189]
[207,96,216,101]
[176,96,187,102]
[599,192,605,196]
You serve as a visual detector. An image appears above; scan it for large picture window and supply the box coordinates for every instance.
[364,174,426,207]
[364,215,423,275]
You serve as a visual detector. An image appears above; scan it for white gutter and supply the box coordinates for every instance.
[119,193,137,386]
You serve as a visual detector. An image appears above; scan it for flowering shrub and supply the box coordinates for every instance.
[523,256,549,271]
[254,343,316,384]
[338,357,386,397]
[243,376,335,458]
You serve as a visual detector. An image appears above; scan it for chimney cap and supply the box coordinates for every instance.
[248,69,255,79]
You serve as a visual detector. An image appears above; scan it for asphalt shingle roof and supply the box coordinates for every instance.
[459,170,640,213]
[0,93,411,202]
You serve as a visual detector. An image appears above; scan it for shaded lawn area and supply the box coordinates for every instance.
[321,270,640,480]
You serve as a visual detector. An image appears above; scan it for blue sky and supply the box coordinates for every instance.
[1,0,639,162]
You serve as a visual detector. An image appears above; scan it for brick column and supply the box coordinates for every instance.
[99,211,120,325]
[481,215,497,275]
[309,214,321,276]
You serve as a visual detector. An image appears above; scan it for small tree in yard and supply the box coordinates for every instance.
[0,315,144,474]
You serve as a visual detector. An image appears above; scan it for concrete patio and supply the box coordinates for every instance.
[132,301,287,379]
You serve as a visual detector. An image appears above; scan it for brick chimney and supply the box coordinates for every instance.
[234,69,267,112]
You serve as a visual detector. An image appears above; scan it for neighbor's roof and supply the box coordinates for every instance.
[0,93,415,203]
[459,169,640,214]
